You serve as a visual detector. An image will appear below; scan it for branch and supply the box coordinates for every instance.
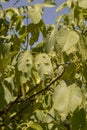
[0,95,20,117]
[28,67,65,100]
[47,112,58,123]
[9,67,65,119]
[26,7,29,49]
[16,66,65,102]
[10,102,30,119]
[0,65,65,117]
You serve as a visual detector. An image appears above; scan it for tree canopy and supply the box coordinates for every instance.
[0,0,87,130]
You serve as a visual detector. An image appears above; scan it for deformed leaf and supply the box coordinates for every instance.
[53,80,82,120]
[17,50,33,73]
[17,51,33,95]
[34,53,53,80]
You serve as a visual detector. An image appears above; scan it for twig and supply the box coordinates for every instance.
[12,0,21,6]
[10,102,29,119]
[24,67,65,102]
[21,67,65,103]
[10,67,65,119]
[0,66,65,117]
[26,6,29,49]
[0,95,20,117]
[47,112,57,122]
[26,81,42,95]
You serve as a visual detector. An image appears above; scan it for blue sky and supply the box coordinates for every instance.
[1,0,68,47]
[1,0,68,24]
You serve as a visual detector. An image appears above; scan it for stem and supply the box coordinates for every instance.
[26,7,29,49]
[0,66,65,117]
[12,0,21,6]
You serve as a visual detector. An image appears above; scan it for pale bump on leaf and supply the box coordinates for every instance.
[17,50,33,73]
[34,53,53,80]
[53,80,82,120]
[17,51,33,95]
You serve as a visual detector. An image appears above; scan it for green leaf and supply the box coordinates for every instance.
[28,5,42,24]
[56,14,66,24]
[77,36,87,60]
[44,25,57,53]
[2,81,15,104]
[29,121,43,130]
[53,80,82,120]
[0,82,7,109]
[56,26,79,54]
[0,0,9,2]
[27,20,46,46]
[35,110,47,123]
[4,76,15,90]
[6,8,20,19]
[32,42,44,53]
[34,53,53,80]
[56,2,67,13]
[79,0,87,9]
[44,0,56,5]
[41,3,56,7]
[72,108,86,130]
[0,51,18,74]
[3,42,13,58]
[26,0,33,2]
